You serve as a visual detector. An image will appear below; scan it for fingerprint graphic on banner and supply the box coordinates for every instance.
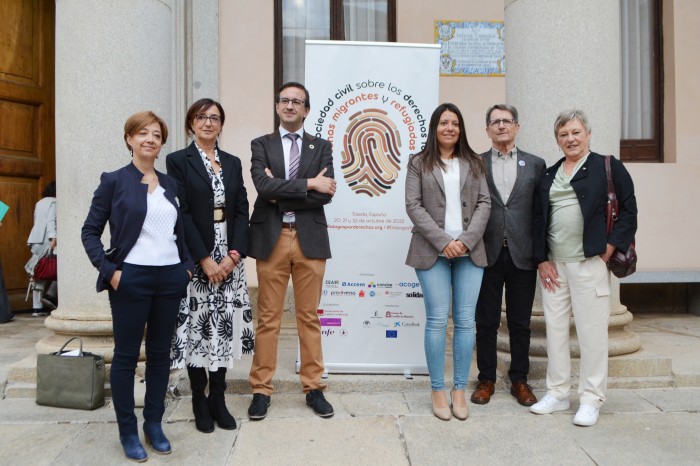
[341,108,402,197]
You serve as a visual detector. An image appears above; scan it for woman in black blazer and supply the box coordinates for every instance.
[530,109,637,427]
[166,99,253,433]
[82,111,194,462]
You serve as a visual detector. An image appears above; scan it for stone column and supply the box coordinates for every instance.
[500,0,640,363]
[38,0,218,359]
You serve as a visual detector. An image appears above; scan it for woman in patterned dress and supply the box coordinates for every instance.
[167,99,253,433]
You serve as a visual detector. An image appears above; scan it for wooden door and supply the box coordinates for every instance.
[0,0,55,311]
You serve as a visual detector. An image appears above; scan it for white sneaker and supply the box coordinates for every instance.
[529,394,570,414]
[573,404,599,426]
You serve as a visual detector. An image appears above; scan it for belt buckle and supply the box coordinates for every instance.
[214,208,225,223]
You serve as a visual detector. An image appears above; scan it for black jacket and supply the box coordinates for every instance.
[166,142,249,263]
[533,152,637,264]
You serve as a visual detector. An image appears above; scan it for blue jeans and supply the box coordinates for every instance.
[416,256,483,391]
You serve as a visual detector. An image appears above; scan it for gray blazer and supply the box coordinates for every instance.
[481,149,546,270]
[405,153,491,269]
[248,131,334,260]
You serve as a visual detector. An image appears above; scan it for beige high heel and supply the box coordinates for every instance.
[451,389,469,420]
[431,391,452,421]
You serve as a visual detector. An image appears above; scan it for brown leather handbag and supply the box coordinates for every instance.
[605,156,637,278]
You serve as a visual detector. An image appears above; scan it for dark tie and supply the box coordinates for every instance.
[286,133,300,180]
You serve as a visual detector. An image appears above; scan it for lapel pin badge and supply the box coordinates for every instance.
[519,160,525,166]
[309,144,315,149]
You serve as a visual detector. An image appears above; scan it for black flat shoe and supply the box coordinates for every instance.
[248,393,271,420]
[306,390,334,418]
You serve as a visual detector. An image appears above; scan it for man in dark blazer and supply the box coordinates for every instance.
[247,82,337,420]
[471,104,546,407]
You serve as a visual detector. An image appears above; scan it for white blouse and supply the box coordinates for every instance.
[124,185,181,266]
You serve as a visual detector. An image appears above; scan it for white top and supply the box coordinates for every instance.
[124,185,181,266]
[442,158,462,239]
[280,126,304,223]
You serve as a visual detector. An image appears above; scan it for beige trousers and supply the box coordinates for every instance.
[249,228,327,395]
[541,256,610,408]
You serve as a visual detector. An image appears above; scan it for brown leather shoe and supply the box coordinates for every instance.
[510,381,537,406]
[470,380,495,404]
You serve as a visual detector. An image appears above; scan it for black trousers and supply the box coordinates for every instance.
[475,246,536,383]
[108,263,188,436]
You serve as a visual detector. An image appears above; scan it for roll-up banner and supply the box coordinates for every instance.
[303,40,440,375]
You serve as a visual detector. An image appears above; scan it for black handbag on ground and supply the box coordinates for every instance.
[36,337,105,410]
[605,155,637,278]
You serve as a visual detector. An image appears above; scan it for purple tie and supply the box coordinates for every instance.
[286,133,300,180]
[284,133,300,219]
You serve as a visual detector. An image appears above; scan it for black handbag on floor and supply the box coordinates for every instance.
[36,337,105,410]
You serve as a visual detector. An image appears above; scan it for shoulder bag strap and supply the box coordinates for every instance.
[605,155,618,235]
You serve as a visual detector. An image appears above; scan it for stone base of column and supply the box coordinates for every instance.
[36,313,124,363]
[496,352,673,390]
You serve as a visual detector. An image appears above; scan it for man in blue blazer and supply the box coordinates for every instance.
[471,105,546,407]
[247,82,337,420]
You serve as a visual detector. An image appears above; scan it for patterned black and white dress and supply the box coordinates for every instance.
[170,145,254,370]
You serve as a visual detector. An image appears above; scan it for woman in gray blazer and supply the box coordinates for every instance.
[405,103,491,421]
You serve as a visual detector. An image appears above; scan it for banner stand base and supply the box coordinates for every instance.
[403,369,413,380]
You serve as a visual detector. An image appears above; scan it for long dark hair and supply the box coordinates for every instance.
[419,103,483,175]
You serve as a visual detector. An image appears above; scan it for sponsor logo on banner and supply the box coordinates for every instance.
[406,291,424,298]
[324,280,340,288]
[359,290,366,298]
[319,309,348,317]
[384,291,403,298]
[330,290,356,297]
[341,329,349,336]
[398,282,421,288]
[386,330,398,338]
[369,291,376,297]
[320,318,342,327]
[368,282,393,289]
[322,329,336,337]
[394,321,420,327]
[362,320,371,328]
[385,311,416,319]
[341,281,366,287]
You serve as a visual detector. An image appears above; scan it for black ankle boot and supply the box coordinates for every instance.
[187,366,214,433]
[208,368,236,430]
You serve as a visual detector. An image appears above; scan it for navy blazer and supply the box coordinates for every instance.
[533,152,637,264]
[166,142,249,263]
[82,162,195,292]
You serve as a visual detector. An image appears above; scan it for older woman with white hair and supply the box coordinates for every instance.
[530,110,637,427]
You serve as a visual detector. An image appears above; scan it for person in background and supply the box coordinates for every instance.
[471,105,545,407]
[405,102,491,421]
[26,181,58,317]
[0,221,15,324]
[82,111,194,462]
[167,98,253,433]
[529,109,637,427]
